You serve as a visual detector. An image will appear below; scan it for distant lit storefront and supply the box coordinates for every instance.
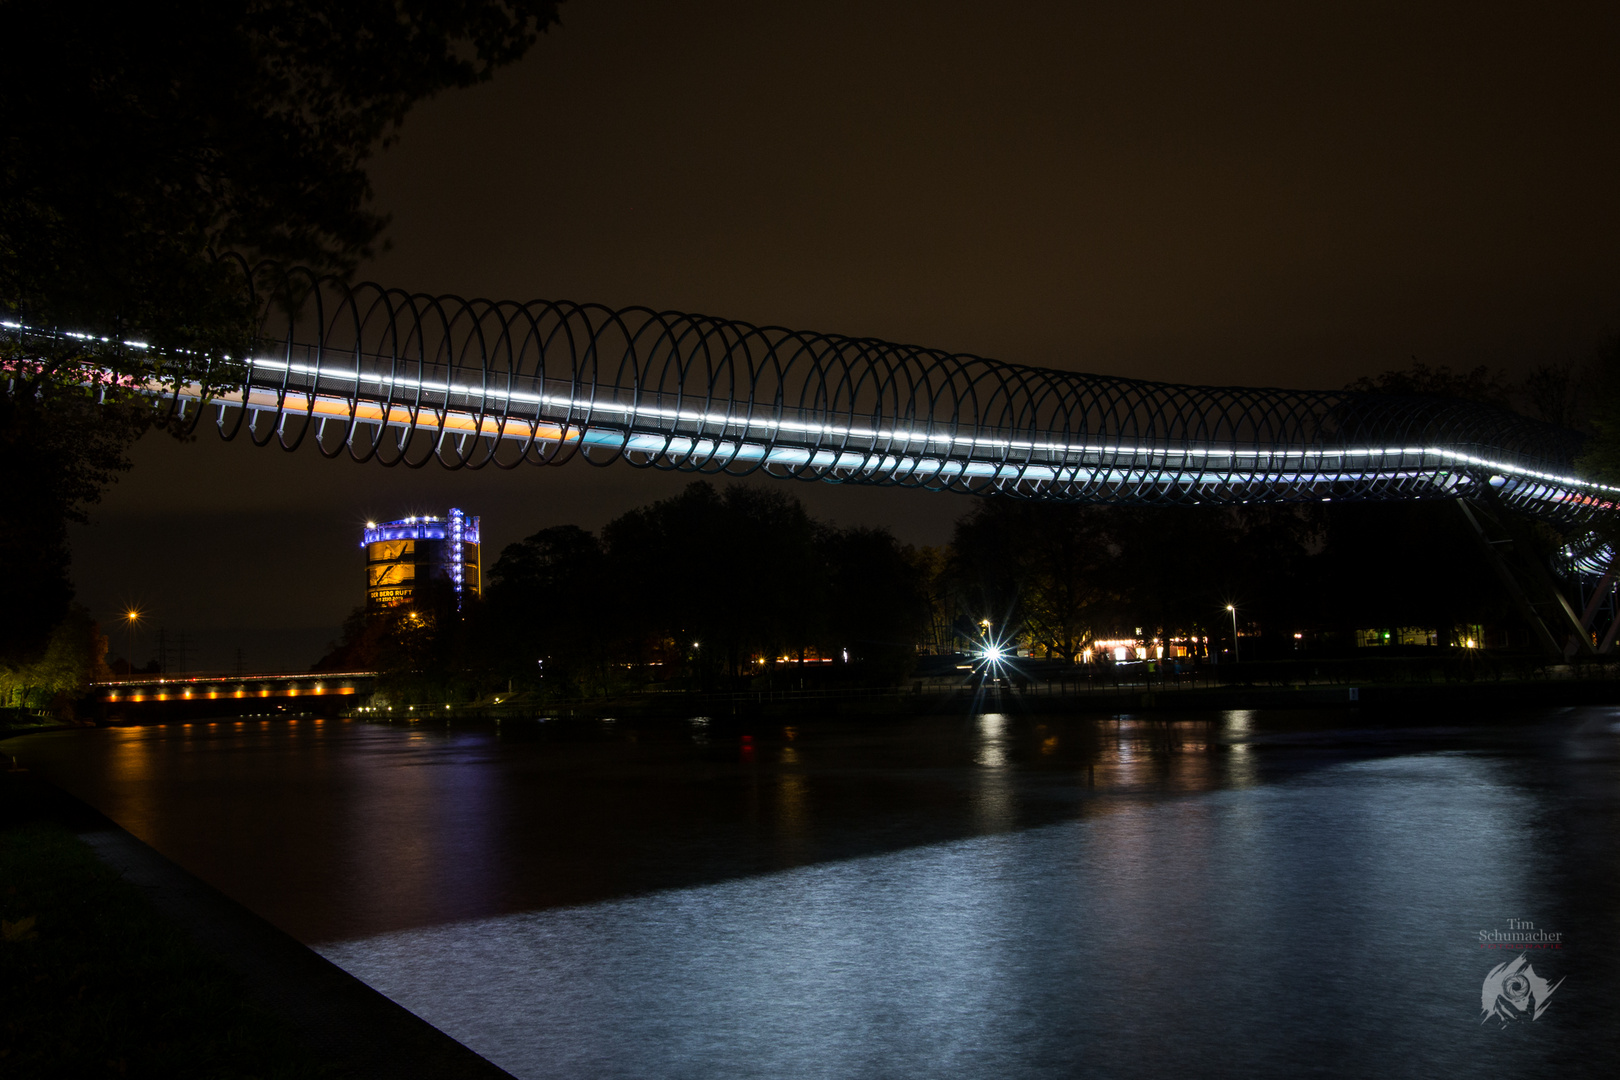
[1352,625,1486,648]
[362,509,481,609]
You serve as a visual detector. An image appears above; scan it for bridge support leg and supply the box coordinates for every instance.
[1580,554,1620,655]
[1455,499,1594,659]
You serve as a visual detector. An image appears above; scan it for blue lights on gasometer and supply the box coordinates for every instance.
[360,511,482,548]
[448,509,466,596]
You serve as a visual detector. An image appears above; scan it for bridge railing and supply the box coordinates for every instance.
[5,263,1612,524]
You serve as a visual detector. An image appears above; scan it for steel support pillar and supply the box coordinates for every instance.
[1455,499,1594,659]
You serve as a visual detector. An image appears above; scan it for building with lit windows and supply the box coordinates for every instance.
[362,509,482,609]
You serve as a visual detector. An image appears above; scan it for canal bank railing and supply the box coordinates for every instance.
[405,655,1620,720]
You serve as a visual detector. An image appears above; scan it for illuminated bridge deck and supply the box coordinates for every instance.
[8,262,1614,527]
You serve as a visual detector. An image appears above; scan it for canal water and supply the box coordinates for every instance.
[8,708,1620,1078]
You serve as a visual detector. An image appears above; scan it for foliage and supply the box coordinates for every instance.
[933,489,1547,660]
[0,374,156,656]
[944,500,1313,661]
[1315,500,1513,645]
[1344,361,1512,407]
[0,0,561,656]
[818,525,932,680]
[0,606,107,718]
[602,482,829,683]
[315,581,486,704]
[2,0,562,325]
[397,482,934,699]
[948,500,1118,662]
[1574,338,1620,485]
[481,524,620,696]
[908,545,959,654]
[314,479,1579,704]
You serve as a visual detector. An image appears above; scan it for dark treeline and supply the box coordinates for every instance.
[942,496,1528,663]
[318,475,1544,704]
[313,358,1601,704]
[319,482,931,701]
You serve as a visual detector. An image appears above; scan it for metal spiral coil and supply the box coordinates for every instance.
[8,259,1608,524]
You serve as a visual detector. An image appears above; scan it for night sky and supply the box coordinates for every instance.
[74,0,1620,671]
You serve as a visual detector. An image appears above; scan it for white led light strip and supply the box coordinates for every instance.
[220,354,1616,507]
[5,318,1612,515]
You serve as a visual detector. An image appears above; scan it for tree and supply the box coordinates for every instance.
[817,526,930,680]
[0,606,109,720]
[1,1,561,661]
[1109,505,1243,650]
[482,524,616,696]
[908,545,960,654]
[603,482,824,684]
[948,498,1120,662]
[1344,361,1512,408]
[314,580,485,704]
[1575,338,1620,484]
[1316,500,1510,646]
[1340,357,1583,647]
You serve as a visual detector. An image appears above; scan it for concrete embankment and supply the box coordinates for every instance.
[1,767,514,1080]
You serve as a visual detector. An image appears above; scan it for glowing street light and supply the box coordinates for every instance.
[976,617,1012,667]
[122,608,143,678]
[1226,604,1241,664]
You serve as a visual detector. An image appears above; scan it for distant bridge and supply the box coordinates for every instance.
[95,671,374,722]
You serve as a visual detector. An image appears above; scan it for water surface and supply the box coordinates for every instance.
[10,708,1619,1078]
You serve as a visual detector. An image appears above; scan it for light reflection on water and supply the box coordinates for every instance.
[318,749,1603,1079]
[10,709,1620,1077]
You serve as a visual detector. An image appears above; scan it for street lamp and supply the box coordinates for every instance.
[123,608,142,678]
[1226,604,1240,664]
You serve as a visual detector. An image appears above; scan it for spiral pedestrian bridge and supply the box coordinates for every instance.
[9,264,1616,528]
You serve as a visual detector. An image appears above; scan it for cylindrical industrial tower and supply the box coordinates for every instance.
[362,509,482,610]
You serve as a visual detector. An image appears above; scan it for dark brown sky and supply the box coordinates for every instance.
[76,0,1620,669]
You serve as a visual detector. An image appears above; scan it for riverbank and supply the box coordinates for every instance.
[419,668,1620,724]
[0,766,514,1080]
[0,709,83,739]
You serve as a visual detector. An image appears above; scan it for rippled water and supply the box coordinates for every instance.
[11,709,1620,1078]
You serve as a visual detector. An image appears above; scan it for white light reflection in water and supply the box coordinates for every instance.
[973,712,1008,768]
[318,752,1558,1080]
[972,713,1014,832]
[1224,709,1259,788]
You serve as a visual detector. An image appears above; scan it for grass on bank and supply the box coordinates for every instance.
[1,785,330,1079]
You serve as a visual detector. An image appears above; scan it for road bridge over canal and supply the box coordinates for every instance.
[95,672,375,723]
